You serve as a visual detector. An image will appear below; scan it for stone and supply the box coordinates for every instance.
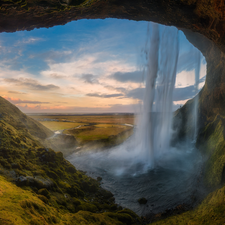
[138,197,147,204]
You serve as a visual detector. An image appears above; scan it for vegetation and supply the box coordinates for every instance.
[151,184,225,225]
[0,96,140,225]
[38,121,85,131]
[150,107,225,224]
[30,114,134,150]
[3,93,225,224]
[64,124,132,145]
[30,114,135,125]
[196,115,225,187]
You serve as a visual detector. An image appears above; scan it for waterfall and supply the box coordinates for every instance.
[192,50,201,140]
[137,23,179,167]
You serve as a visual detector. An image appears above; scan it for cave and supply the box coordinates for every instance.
[1,0,225,224]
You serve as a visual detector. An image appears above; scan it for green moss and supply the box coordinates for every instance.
[197,117,225,187]
[0,97,140,224]
[151,185,225,225]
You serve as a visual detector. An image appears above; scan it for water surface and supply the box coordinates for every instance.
[68,144,202,216]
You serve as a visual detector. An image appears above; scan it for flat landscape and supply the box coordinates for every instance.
[29,114,135,147]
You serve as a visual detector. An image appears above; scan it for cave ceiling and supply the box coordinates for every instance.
[0,0,224,52]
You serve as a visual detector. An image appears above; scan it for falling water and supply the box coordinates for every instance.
[137,24,179,167]
[68,23,204,216]
[193,51,201,140]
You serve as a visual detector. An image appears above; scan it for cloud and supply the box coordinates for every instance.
[16,37,43,45]
[80,74,99,84]
[110,71,144,83]
[15,103,139,113]
[125,87,144,100]
[173,85,196,101]
[4,78,60,91]
[29,50,72,62]
[8,91,26,95]
[86,93,124,98]
[103,84,127,93]
[107,104,139,113]
[177,49,204,73]
[3,96,49,104]
[122,84,203,102]
[49,73,67,79]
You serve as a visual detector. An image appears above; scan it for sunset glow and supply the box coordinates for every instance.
[0,19,206,113]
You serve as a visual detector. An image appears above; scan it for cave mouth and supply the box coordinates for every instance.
[0,18,206,115]
[62,20,206,216]
[0,18,207,216]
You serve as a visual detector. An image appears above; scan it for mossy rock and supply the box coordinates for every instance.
[37,194,49,204]
[78,202,98,213]
[37,188,50,199]
[106,212,136,225]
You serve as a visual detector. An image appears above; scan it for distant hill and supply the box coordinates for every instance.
[0,96,53,140]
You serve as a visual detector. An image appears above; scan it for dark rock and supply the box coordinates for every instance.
[37,194,49,204]
[11,163,22,169]
[38,188,50,199]
[97,176,102,182]
[138,197,147,204]
[16,176,54,189]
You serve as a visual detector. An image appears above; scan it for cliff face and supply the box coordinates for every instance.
[1,0,225,50]
[2,1,225,224]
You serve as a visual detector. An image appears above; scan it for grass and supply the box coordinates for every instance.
[0,175,139,225]
[64,125,132,144]
[30,114,135,125]
[0,96,140,225]
[151,184,225,225]
[30,114,135,147]
[38,121,85,131]
[196,115,225,187]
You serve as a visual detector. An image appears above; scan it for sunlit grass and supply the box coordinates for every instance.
[94,124,131,128]
[64,125,131,144]
[30,114,135,125]
[31,115,135,146]
[38,121,85,131]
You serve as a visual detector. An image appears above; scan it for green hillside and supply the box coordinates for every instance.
[2,95,225,225]
[0,96,53,140]
[0,96,140,225]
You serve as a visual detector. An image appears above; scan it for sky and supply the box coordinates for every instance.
[0,19,206,114]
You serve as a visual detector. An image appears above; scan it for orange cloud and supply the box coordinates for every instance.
[3,96,49,104]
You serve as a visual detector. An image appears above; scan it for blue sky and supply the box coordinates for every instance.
[0,19,206,113]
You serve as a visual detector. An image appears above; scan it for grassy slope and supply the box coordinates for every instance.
[152,185,225,225]
[4,95,225,225]
[198,117,225,187]
[0,96,53,140]
[0,174,139,225]
[0,97,140,225]
[151,114,225,224]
